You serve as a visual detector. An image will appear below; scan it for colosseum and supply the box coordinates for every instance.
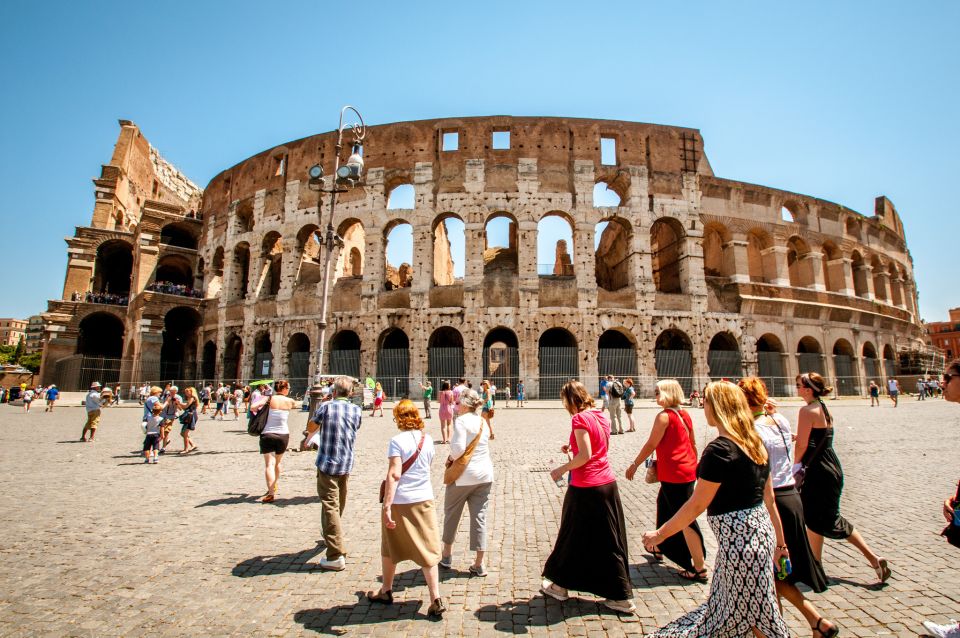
[40,116,926,399]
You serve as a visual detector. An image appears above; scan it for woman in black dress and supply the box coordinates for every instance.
[795,372,891,585]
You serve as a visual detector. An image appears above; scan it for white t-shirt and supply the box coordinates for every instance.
[145,414,164,435]
[754,413,795,488]
[387,430,435,505]
[449,412,494,486]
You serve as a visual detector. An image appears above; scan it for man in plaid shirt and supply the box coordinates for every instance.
[310,376,362,571]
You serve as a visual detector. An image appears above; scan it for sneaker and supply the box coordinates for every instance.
[603,598,637,614]
[468,564,488,577]
[427,597,446,618]
[319,555,345,571]
[143,458,150,464]
[539,580,569,601]
[922,620,960,638]
[438,555,453,569]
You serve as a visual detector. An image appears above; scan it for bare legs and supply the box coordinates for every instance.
[775,581,836,636]
[263,452,283,495]
[807,527,885,578]
[682,527,706,572]
[440,419,452,444]
[375,556,441,602]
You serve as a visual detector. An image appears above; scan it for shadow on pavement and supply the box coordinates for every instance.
[232,544,326,577]
[295,592,429,635]
[474,597,631,632]
[828,575,888,590]
[56,440,86,444]
[195,493,261,507]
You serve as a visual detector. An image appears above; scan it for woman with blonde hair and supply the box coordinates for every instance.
[176,387,200,454]
[643,381,790,637]
[740,376,837,638]
[795,372,890,584]
[368,399,445,618]
[371,382,385,417]
[625,379,705,581]
[540,381,635,614]
[480,380,496,440]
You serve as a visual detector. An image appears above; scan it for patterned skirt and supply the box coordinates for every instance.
[646,504,789,638]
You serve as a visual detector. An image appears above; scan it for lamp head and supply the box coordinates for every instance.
[336,144,364,184]
[308,164,324,185]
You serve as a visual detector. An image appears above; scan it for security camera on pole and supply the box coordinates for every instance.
[306,106,366,416]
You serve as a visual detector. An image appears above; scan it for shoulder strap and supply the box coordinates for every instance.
[463,422,485,456]
[400,431,426,475]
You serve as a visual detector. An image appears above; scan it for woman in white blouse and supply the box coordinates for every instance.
[440,388,494,576]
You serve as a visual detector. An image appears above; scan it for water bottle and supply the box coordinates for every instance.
[776,556,792,580]
[953,502,960,527]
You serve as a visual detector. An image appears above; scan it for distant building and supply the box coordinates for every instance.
[0,318,27,347]
[927,308,960,359]
[25,315,44,354]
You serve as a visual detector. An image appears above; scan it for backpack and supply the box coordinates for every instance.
[609,380,624,398]
[247,398,270,436]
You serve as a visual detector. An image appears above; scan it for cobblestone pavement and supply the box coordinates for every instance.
[1,396,958,637]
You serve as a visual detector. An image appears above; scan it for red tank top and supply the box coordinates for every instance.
[655,408,698,483]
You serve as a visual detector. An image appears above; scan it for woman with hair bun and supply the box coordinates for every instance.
[795,372,891,585]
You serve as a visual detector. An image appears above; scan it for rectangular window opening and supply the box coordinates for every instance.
[274,155,286,177]
[492,130,510,150]
[442,131,459,152]
[600,137,617,165]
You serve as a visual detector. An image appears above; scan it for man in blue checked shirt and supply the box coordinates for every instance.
[310,376,362,571]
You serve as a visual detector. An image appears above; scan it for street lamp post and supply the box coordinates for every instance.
[307,106,366,415]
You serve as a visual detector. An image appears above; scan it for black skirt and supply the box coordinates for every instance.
[656,481,706,572]
[542,481,632,600]
[800,429,854,540]
[775,485,828,592]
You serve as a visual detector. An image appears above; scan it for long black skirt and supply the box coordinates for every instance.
[775,485,828,592]
[542,481,632,600]
[657,481,706,572]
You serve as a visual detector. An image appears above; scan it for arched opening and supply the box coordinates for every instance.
[821,242,842,293]
[377,328,410,398]
[384,221,413,290]
[538,328,578,399]
[787,237,812,288]
[235,201,254,234]
[862,342,880,385]
[329,330,361,379]
[747,229,772,283]
[253,331,273,378]
[335,220,366,280]
[159,223,198,250]
[207,247,225,299]
[598,329,638,379]
[160,307,200,383]
[484,213,518,274]
[537,213,574,277]
[595,218,632,291]
[92,240,133,298]
[702,224,732,280]
[707,332,742,380]
[654,329,693,394]
[757,334,788,396]
[871,256,888,302]
[593,181,621,207]
[882,344,898,379]
[295,225,322,286]
[387,183,415,210]
[844,217,861,241]
[201,340,217,381]
[222,333,243,383]
[154,254,194,289]
[73,312,125,390]
[231,243,250,301]
[651,218,685,294]
[797,336,825,376]
[432,215,465,286]
[286,333,311,396]
[781,201,805,224]
[259,232,283,297]
[195,257,205,292]
[781,206,795,223]
[832,339,859,396]
[851,251,869,298]
[483,327,520,393]
[888,263,903,306]
[427,327,464,391]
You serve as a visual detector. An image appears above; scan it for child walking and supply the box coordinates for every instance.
[143,402,164,464]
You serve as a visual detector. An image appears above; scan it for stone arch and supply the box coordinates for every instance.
[387,183,415,210]
[862,341,880,385]
[384,219,413,290]
[821,241,842,292]
[201,340,217,380]
[871,255,888,301]
[781,199,807,224]
[295,224,321,286]
[329,330,361,379]
[746,228,773,283]
[702,222,733,279]
[432,213,465,286]
[155,254,194,288]
[230,242,251,301]
[887,262,903,306]
[598,328,638,379]
[654,328,694,393]
[483,327,520,391]
[484,212,518,274]
[593,180,623,207]
[844,216,861,241]
[253,331,273,378]
[797,335,825,376]
[93,239,134,296]
[651,217,686,294]
[595,217,633,291]
[377,327,410,397]
[882,343,898,378]
[77,312,124,358]
[786,236,812,288]
[160,307,201,383]
[537,212,575,276]
[832,338,859,396]
[757,333,788,396]
[235,200,254,233]
[851,250,869,298]
[207,247,225,299]
[707,331,742,380]
[222,333,243,383]
[258,232,283,297]
[427,326,465,390]
[286,333,311,396]
[335,219,365,280]
[159,222,199,250]
[538,327,579,399]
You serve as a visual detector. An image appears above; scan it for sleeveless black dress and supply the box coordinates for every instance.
[799,428,854,539]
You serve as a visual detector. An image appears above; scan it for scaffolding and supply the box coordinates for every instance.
[897,343,947,377]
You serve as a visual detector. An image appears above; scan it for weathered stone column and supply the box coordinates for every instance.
[763,246,790,286]
[833,257,855,296]
[856,263,875,300]
[802,251,825,291]
[726,239,750,283]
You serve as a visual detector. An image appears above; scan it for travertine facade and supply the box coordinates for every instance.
[42,116,925,398]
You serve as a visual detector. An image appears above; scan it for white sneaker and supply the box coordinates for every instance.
[603,598,637,614]
[319,555,345,571]
[923,620,960,638]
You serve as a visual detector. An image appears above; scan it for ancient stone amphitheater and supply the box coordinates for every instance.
[41,116,925,398]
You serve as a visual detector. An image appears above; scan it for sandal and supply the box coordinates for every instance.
[539,581,569,601]
[812,617,839,638]
[873,558,891,583]
[262,494,275,503]
[678,568,708,583]
[366,589,393,605]
[650,548,664,562]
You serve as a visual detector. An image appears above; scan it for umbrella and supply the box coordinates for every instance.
[249,379,274,387]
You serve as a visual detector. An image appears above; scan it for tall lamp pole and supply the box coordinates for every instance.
[307,106,366,415]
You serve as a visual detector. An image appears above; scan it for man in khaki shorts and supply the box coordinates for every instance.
[80,382,104,442]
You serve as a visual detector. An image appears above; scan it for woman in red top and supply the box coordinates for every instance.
[541,381,635,614]
[626,379,707,581]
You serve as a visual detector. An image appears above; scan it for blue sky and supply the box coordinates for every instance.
[1,1,957,321]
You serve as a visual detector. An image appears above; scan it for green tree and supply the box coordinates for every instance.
[13,336,25,363]
[18,352,41,373]
[0,344,15,365]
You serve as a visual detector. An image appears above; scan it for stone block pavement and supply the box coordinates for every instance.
[0,396,957,636]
